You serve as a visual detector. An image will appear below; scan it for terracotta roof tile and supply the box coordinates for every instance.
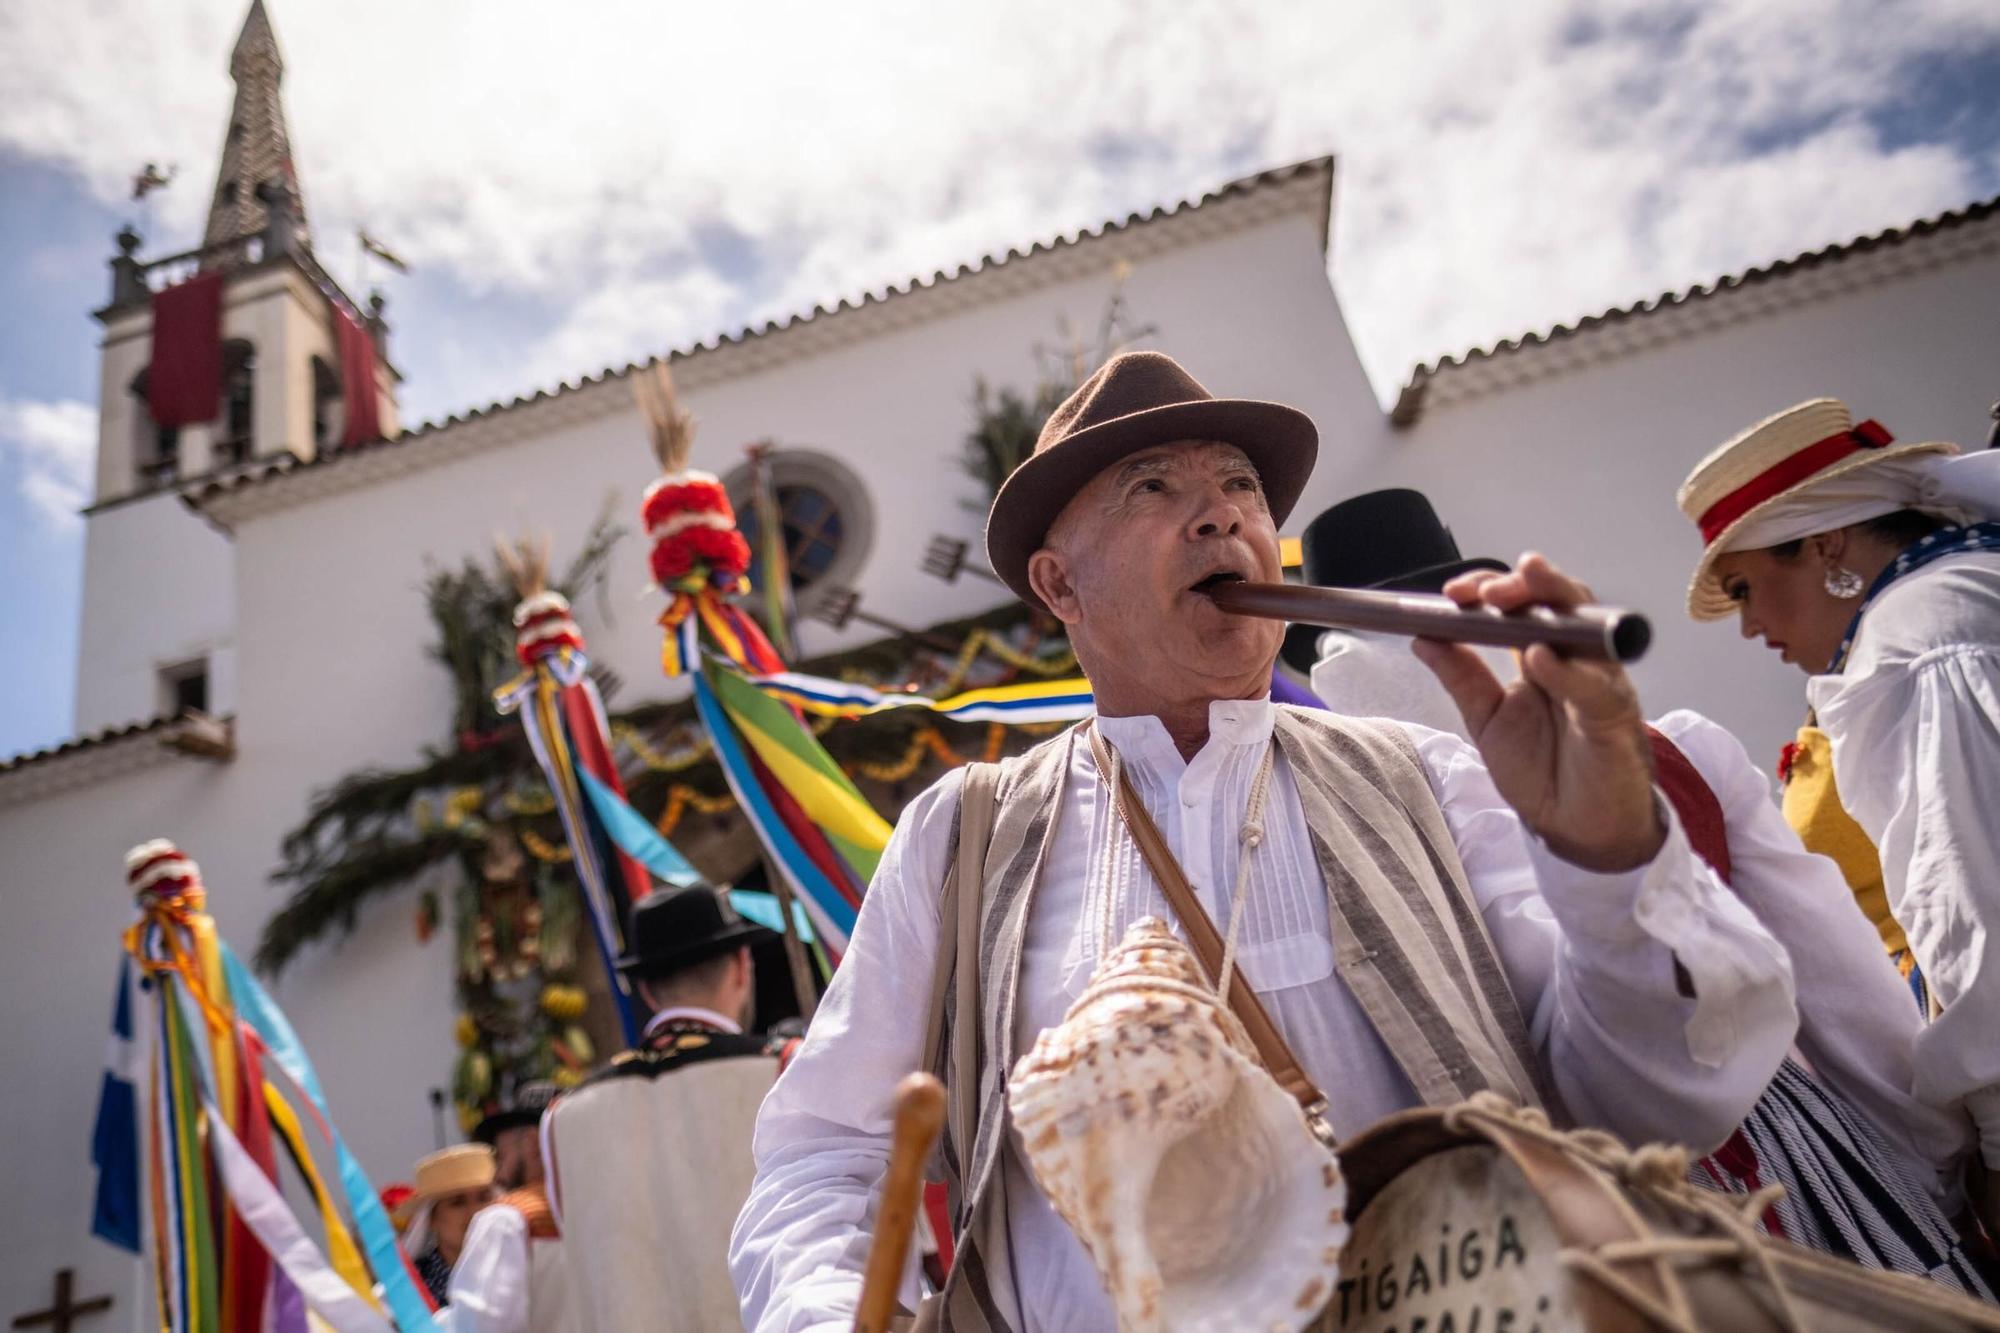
[1392,193,2000,425]
[186,157,1335,511]
[0,715,175,774]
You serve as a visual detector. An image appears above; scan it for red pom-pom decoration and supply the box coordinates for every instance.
[513,591,586,666]
[650,525,752,588]
[643,470,752,590]
[125,838,203,902]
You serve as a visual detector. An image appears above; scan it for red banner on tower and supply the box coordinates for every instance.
[148,272,224,428]
[333,303,382,448]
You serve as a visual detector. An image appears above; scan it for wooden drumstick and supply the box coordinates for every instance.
[853,1072,948,1333]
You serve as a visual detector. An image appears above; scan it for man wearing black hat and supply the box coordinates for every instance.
[472,1082,558,1193]
[1296,488,1512,729]
[611,882,783,1061]
[544,886,787,1331]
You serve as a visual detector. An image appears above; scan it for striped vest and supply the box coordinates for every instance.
[926,707,1547,1332]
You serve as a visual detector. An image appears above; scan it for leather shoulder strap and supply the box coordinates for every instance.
[921,763,1001,1173]
[1097,738,1325,1120]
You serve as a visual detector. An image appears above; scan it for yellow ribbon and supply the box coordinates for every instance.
[263,1082,381,1308]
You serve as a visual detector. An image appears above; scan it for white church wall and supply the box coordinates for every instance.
[1344,235,2000,765]
[224,199,1369,775]
[74,263,357,737]
[74,492,237,734]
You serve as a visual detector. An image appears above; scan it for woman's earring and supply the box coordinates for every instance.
[1825,566,1865,599]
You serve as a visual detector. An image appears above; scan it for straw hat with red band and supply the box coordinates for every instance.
[1677,398,1959,620]
[392,1144,496,1227]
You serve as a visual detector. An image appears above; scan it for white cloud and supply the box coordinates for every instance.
[2,0,1995,414]
[0,395,97,530]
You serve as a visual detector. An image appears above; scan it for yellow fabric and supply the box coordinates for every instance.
[1781,724,1912,968]
[263,1082,379,1307]
[191,917,239,1128]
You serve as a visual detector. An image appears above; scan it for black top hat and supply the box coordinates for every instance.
[472,1080,558,1144]
[615,886,775,981]
[1302,488,1507,592]
[1280,489,1508,672]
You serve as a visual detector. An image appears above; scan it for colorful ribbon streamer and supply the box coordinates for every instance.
[496,649,645,1046]
[744,669,1094,725]
[219,944,438,1330]
[693,668,860,955]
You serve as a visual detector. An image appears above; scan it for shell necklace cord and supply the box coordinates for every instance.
[1088,723,1279,1007]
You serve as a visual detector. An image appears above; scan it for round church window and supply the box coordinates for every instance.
[741,484,846,590]
[726,450,873,595]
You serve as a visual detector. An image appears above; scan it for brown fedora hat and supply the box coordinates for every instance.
[984,351,1318,607]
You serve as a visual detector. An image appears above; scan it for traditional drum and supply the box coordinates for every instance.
[1332,1094,2000,1333]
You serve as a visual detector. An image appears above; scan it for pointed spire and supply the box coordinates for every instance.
[202,0,310,252]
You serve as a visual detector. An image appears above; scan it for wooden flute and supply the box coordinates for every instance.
[1208,580,1652,663]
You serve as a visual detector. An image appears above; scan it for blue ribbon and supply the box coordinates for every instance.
[220,944,438,1331]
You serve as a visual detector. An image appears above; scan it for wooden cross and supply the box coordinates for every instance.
[11,1270,112,1333]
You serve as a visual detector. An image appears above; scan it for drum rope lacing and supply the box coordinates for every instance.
[1442,1092,1808,1333]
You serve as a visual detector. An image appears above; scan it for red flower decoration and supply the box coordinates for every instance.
[1776,741,1800,785]
[649,524,752,589]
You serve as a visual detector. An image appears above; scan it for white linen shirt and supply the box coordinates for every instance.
[1809,552,2000,1167]
[1644,712,1970,1198]
[730,700,1797,1333]
[441,1204,576,1333]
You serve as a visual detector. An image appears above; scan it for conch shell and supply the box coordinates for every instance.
[1008,918,1347,1332]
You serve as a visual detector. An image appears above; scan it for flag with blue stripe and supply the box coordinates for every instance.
[90,956,142,1253]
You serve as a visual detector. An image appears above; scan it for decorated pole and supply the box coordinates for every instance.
[624,365,1099,1284]
[632,362,889,965]
[493,536,657,1047]
[94,840,437,1332]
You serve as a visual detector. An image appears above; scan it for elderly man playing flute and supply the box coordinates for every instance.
[730,350,1797,1332]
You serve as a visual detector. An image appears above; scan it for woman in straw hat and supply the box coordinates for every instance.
[395,1144,499,1305]
[1678,397,2000,1231]
[1315,487,1995,1294]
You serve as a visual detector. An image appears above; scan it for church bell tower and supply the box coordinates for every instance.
[73,0,402,734]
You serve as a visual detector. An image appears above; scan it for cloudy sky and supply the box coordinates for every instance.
[2,0,1998,756]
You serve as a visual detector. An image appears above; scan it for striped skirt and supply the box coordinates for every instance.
[1689,1059,1998,1301]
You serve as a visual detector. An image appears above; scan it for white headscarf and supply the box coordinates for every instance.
[1722,450,2000,554]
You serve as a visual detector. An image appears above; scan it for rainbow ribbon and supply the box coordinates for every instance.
[117,900,432,1333]
[693,666,865,956]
